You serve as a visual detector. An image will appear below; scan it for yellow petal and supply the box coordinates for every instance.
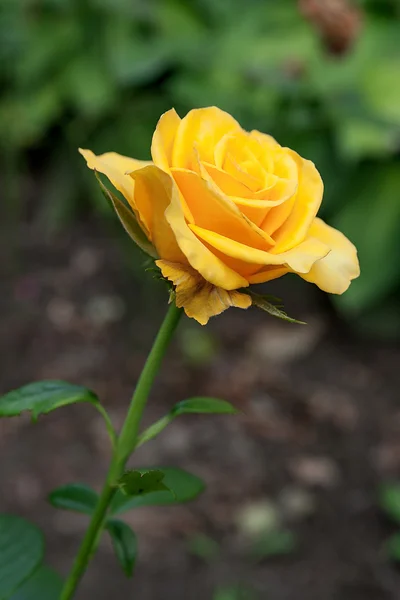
[129,166,186,263]
[151,109,181,172]
[189,224,330,273]
[249,130,280,152]
[143,166,248,290]
[156,260,251,325]
[79,148,152,234]
[300,218,360,294]
[172,107,241,168]
[248,266,289,284]
[171,168,275,249]
[269,150,324,251]
[79,149,150,202]
[202,162,257,198]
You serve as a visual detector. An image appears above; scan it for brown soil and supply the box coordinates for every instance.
[1,220,400,600]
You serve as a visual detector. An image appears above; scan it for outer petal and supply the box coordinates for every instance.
[145,166,248,290]
[300,218,360,294]
[172,107,242,168]
[151,109,181,172]
[129,166,186,263]
[267,150,323,251]
[157,260,251,325]
[189,224,330,274]
[248,266,289,284]
[79,149,151,204]
[79,148,152,235]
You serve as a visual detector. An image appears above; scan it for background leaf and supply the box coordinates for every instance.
[0,381,98,420]
[9,566,63,600]
[48,484,99,516]
[106,520,137,577]
[110,467,205,515]
[0,515,44,599]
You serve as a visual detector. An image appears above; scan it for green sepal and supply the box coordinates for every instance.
[95,172,157,258]
[247,291,305,324]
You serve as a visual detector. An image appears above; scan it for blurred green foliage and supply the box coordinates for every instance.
[1,0,399,333]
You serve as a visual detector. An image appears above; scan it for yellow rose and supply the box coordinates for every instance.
[80,107,359,325]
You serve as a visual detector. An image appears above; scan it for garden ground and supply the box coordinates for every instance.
[1,220,399,600]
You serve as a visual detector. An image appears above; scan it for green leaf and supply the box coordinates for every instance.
[110,467,205,515]
[0,515,44,599]
[251,530,297,560]
[9,566,63,600]
[332,163,400,315]
[385,532,400,562]
[48,484,99,516]
[137,397,237,447]
[136,415,173,447]
[95,173,157,259]
[172,397,238,416]
[248,291,305,324]
[0,381,98,421]
[379,483,400,524]
[117,470,171,497]
[106,520,137,577]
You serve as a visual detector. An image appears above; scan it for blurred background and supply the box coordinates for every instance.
[1,0,400,598]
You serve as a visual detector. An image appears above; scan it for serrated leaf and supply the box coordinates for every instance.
[110,467,205,515]
[106,520,137,577]
[171,397,238,416]
[117,470,171,497]
[48,484,99,516]
[0,515,44,598]
[248,291,305,324]
[0,381,98,421]
[95,173,157,258]
[9,565,63,600]
[379,483,400,524]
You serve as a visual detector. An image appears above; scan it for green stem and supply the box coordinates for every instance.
[59,303,183,600]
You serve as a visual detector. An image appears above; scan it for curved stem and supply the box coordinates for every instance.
[59,303,183,600]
